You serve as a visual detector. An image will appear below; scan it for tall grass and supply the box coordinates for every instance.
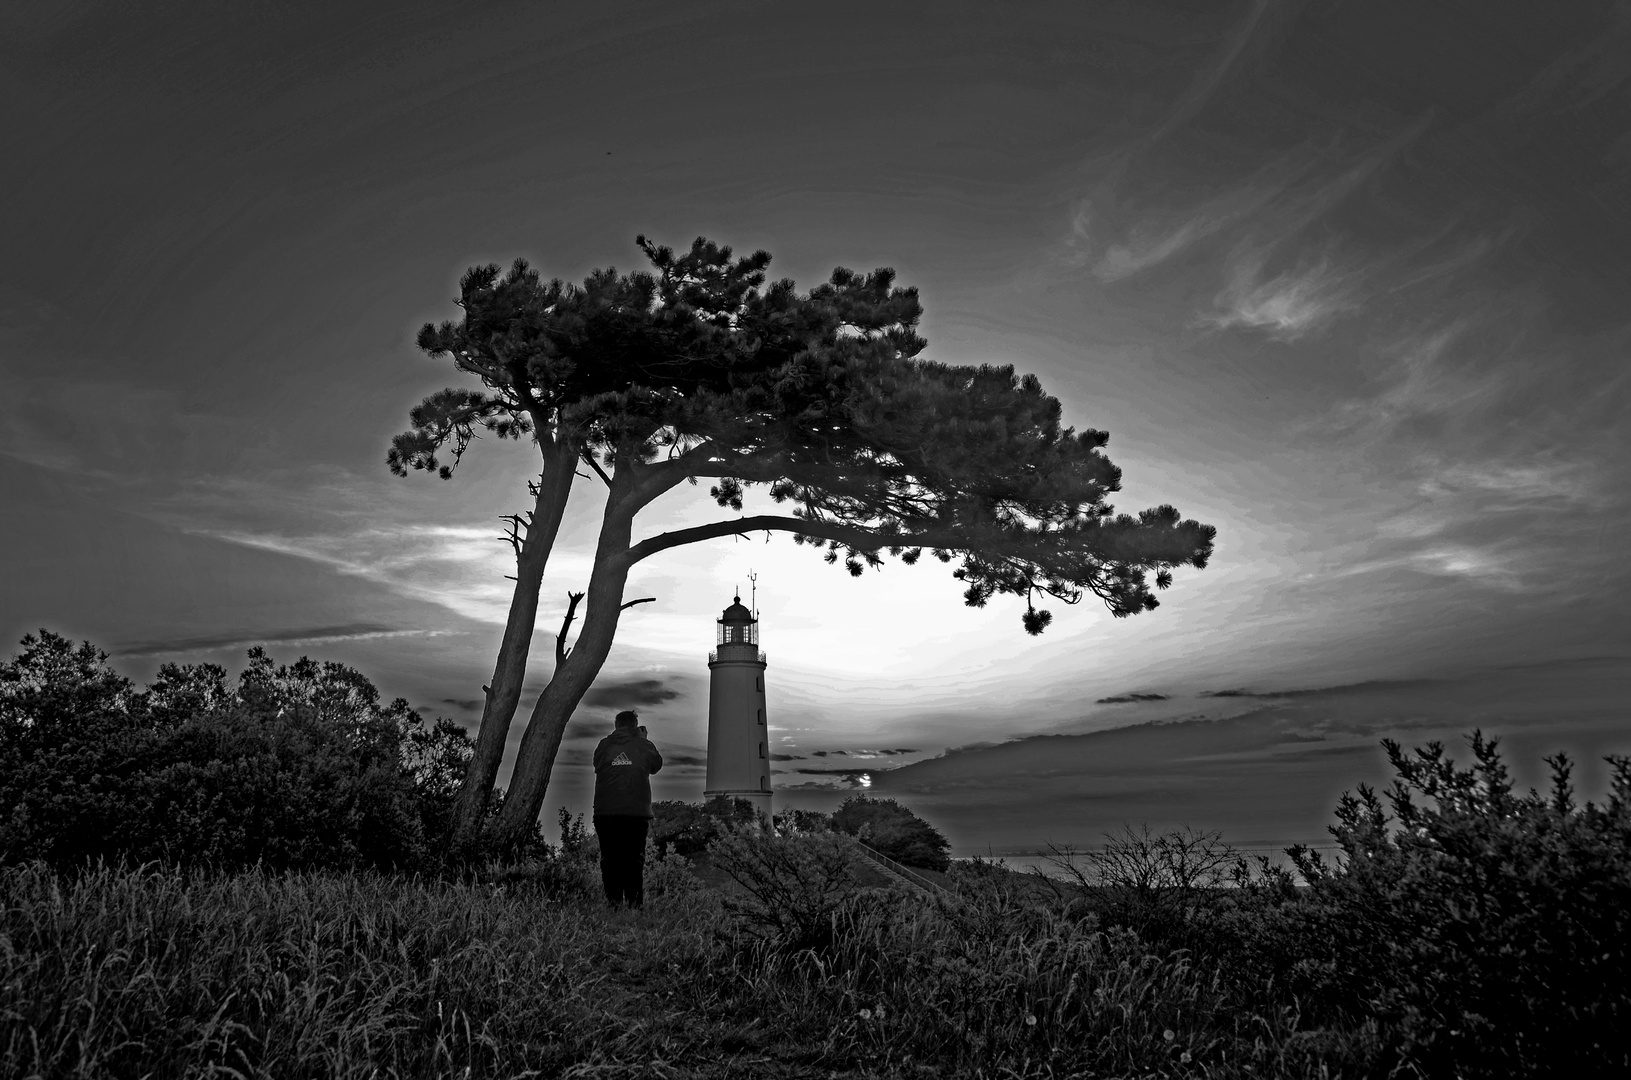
[10,752,1623,1080]
[2,856,1354,1080]
[1,861,726,1079]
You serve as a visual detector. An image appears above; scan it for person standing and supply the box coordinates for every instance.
[591,709,663,908]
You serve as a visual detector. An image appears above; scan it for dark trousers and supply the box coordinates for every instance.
[593,815,650,907]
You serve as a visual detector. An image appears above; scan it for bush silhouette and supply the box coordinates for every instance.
[831,794,951,871]
[650,796,758,859]
[1278,732,1631,1077]
[0,631,473,873]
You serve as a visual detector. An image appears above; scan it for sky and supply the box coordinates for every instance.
[3,0,1629,854]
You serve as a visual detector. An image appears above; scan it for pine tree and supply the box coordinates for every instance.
[390,236,1217,852]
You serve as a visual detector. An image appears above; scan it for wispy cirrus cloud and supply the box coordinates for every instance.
[204,525,596,627]
[113,623,456,657]
[1202,252,1354,339]
[1083,112,1436,331]
[1141,0,1273,147]
[1320,324,1496,437]
[1417,460,1604,511]
[1347,543,1524,590]
[1087,166,1300,281]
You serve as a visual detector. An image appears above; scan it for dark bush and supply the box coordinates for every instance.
[1279,732,1631,1077]
[709,829,865,953]
[1041,824,1239,952]
[831,794,951,871]
[772,807,834,834]
[0,630,474,874]
[651,796,758,858]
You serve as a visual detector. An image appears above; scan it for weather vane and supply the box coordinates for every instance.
[749,569,758,620]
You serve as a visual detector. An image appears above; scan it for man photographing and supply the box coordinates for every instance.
[591,709,663,908]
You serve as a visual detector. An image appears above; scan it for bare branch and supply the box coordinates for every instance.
[580,448,613,489]
[555,590,586,668]
[498,513,525,558]
[620,596,656,610]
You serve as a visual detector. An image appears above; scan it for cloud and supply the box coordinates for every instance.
[1090,113,1432,288]
[441,697,481,710]
[582,676,681,708]
[769,753,805,761]
[1417,460,1603,512]
[1144,0,1273,146]
[1093,217,1215,281]
[204,524,596,627]
[1090,178,1290,280]
[787,767,880,788]
[867,657,1631,851]
[1402,546,1524,589]
[1315,323,1507,443]
[112,623,451,657]
[1097,692,1169,704]
[1203,253,1353,339]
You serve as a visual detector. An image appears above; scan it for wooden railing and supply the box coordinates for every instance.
[851,838,954,898]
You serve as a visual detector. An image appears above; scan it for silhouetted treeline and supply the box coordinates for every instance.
[0,631,474,872]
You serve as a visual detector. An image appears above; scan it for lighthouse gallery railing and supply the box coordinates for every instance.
[708,650,766,663]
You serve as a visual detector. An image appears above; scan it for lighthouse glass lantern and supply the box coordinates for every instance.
[717,598,758,647]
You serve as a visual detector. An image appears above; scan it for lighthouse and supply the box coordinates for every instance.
[704,592,772,822]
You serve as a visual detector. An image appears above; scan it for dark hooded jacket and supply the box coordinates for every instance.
[592,728,664,818]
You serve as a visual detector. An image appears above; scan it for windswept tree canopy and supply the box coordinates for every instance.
[391,237,1214,631]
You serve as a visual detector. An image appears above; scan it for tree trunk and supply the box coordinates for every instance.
[492,475,639,847]
[448,436,578,851]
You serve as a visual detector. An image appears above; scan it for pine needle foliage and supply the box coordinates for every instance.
[395,237,1213,625]
[390,234,1217,849]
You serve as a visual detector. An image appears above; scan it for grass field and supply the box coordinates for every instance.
[2,849,1359,1080]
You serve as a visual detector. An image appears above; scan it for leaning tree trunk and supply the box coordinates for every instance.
[492,477,640,848]
[448,436,579,851]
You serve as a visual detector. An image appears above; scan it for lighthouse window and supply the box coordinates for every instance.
[759,742,766,759]
[760,777,769,791]
[757,707,764,725]
[755,675,762,691]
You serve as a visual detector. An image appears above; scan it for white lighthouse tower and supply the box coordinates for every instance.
[704,589,772,822]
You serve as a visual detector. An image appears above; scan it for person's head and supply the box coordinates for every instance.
[615,709,639,730]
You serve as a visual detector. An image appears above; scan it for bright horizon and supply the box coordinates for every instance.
[3,1,1627,853]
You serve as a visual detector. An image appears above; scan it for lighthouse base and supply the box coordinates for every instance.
[703,789,773,827]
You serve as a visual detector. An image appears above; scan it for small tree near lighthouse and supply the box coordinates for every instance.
[389,235,1217,854]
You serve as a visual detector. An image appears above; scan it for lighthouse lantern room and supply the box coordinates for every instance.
[704,592,772,822]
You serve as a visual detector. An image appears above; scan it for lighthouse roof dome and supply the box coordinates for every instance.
[720,595,754,622]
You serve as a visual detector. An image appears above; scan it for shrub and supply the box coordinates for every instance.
[0,631,474,874]
[771,807,833,834]
[1281,731,1631,1077]
[708,828,866,952]
[651,796,758,858]
[1041,823,1239,947]
[830,794,951,871]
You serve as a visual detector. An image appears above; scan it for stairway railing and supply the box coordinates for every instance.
[851,838,954,898]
